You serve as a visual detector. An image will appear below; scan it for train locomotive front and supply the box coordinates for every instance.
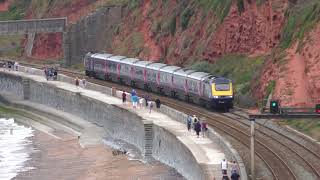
[209,77,233,109]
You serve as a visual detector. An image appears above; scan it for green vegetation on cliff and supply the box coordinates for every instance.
[0,0,30,20]
[280,0,320,50]
[279,119,320,141]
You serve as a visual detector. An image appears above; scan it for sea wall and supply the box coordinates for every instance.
[0,67,247,180]
[0,71,204,179]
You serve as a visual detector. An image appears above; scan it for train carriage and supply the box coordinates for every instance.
[172,69,196,100]
[145,63,167,92]
[133,61,153,90]
[186,72,210,104]
[159,65,181,96]
[106,56,126,82]
[85,53,113,78]
[119,58,140,86]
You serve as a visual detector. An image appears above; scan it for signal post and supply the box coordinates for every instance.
[248,101,320,179]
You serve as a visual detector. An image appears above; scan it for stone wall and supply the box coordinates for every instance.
[0,68,247,180]
[64,6,124,66]
[0,72,202,179]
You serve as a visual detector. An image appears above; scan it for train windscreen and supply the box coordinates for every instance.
[215,83,230,91]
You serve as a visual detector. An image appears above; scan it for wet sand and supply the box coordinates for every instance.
[14,130,184,180]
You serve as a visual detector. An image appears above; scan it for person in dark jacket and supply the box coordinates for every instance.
[155,99,161,108]
[187,115,192,131]
[230,170,240,180]
[194,121,201,138]
[222,175,230,180]
[122,91,126,104]
[144,95,150,107]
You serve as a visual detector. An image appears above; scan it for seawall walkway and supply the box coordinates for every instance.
[0,67,246,180]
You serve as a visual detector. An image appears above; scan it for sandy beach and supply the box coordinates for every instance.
[13,130,184,180]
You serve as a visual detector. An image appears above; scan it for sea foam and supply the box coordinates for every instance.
[0,118,35,180]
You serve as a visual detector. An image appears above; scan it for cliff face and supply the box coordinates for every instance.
[112,0,287,65]
[0,0,319,106]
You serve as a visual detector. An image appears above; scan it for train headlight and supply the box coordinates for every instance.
[227,96,233,98]
[213,96,219,98]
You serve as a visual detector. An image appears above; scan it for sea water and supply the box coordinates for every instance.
[0,118,34,180]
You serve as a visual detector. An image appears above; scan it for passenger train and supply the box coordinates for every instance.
[84,52,234,110]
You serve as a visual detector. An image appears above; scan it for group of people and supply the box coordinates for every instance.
[221,159,240,180]
[44,66,58,80]
[2,61,18,71]
[75,77,86,90]
[187,115,207,138]
[122,89,161,114]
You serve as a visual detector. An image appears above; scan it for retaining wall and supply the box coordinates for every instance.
[0,67,247,180]
[0,71,203,179]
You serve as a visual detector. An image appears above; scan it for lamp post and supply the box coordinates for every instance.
[250,118,255,180]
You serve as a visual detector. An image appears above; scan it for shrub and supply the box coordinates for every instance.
[280,1,320,49]
[180,8,193,30]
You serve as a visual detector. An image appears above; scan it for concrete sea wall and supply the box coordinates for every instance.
[0,67,247,180]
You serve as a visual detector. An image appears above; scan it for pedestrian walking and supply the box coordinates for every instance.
[187,115,192,131]
[75,77,80,90]
[132,95,138,109]
[221,159,228,175]
[13,61,17,71]
[44,67,48,80]
[3,63,6,71]
[201,120,208,137]
[192,115,198,131]
[144,95,150,107]
[7,62,12,71]
[81,77,86,88]
[222,175,230,180]
[231,161,238,174]
[131,89,136,96]
[155,98,161,108]
[139,97,144,108]
[148,101,153,114]
[194,120,201,138]
[230,170,240,180]
[15,62,19,71]
[122,91,126,104]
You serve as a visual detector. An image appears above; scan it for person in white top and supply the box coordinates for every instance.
[221,159,228,175]
[81,77,86,88]
[139,97,144,108]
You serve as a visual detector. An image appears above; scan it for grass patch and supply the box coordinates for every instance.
[0,0,31,20]
[70,63,85,72]
[196,0,232,22]
[180,8,193,30]
[0,105,19,115]
[264,80,276,100]
[114,32,144,57]
[279,119,320,141]
[280,0,320,49]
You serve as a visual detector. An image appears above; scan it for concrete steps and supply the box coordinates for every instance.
[144,122,153,159]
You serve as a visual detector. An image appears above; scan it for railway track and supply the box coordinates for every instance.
[223,111,320,179]
[17,62,320,179]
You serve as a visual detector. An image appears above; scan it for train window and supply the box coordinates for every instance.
[215,84,230,91]
[136,68,143,77]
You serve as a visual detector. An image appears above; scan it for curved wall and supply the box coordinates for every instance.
[0,71,206,180]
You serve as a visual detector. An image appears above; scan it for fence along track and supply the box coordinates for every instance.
[18,63,302,179]
[223,111,320,179]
